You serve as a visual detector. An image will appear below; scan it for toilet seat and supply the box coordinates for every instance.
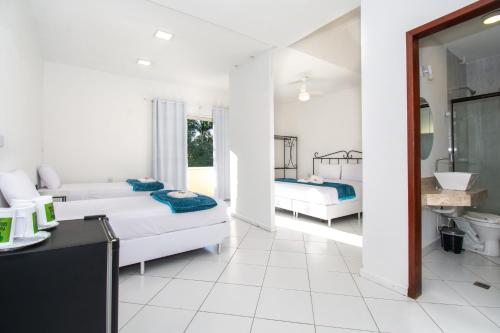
[463,211,500,225]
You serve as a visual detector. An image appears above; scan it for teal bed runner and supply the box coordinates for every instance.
[151,190,217,213]
[126,179,164,192]
[275,178,356,201]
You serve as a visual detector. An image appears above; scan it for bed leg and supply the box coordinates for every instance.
[140,261,145,275]
[357,212,361,225]
[328,219,332,227]
[217,243,222,255]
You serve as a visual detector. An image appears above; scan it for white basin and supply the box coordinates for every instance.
[434,172,479,191]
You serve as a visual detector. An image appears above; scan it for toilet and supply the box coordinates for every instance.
[454,211,500,257]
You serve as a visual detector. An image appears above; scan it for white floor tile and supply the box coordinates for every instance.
[239,237,274,251]
[230,221,251,236]
[119,275,170,304]
[148,279,213,310]
[201,283,260,316]
[190,246,236,262]
[251,318,314,333]
[263,266,310,291]
[312,293,377,331]
[186,312,253,333]
[223,236,243,248]
[305,241,340,256]
[120,305,195,333]
[307,254,349,273]
[353,275,410,301]
[336,243,363,258]
[218,263,266,286]
[268,251,307,269]
[255,287,314,324]
[176,259,228,282]
[422,265,441,280]
[118,302,143,329]
[303,233,329,243]
[316,326,377,333]
[447,281,500,307]
[143,257,191,278]
[231,249,270,266]
[344,257,363,274]
[365,298,441,333]
[425,261,483,282]
[274,229,304,241]
[309,271,359,296]
[418,279,468,305]
[247,228,275,239]
[465,265,500,283]
[422,303,500,333]
[272,239,305,253]
[477,306,500,327]
[424,249,498,267]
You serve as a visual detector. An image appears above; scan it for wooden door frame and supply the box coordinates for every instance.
[406,0,500,299]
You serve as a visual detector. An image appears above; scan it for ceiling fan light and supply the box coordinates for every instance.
[298,91,310,102]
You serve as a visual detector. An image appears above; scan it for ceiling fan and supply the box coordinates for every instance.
[291,76,324,102]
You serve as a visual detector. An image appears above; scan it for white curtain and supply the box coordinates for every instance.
[152,99,187,190]
[213,106,230,200]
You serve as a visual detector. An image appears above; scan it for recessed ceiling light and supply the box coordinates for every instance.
[155,30,174,41]
[483,10,500,25]
[137,59,151,66]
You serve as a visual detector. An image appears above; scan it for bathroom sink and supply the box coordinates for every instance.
[434,172,479,191]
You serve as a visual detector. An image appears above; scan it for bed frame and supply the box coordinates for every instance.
[275,150,362,227]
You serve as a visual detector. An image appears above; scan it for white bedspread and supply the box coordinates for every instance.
[54,196,229,240]
[39,182,154,201]
[274,179,362,205]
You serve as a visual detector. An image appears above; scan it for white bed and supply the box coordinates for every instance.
[274,151,363,226]
[55,196,230,268]
[39,181,159,201]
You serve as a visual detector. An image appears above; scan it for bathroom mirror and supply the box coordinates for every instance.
[420,97,434,160]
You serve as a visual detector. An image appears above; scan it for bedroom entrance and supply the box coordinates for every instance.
[406,0,500,299]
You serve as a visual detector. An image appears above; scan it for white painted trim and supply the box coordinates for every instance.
[231,212,275,232]
[422,238,440,257]
[359,267,408,296]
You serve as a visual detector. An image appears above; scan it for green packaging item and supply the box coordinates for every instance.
[44,202,56,222]
[0,217,13,243]
[32,212,38,233]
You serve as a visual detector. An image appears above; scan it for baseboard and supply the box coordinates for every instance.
[422,238,440,257]
[231,212,275,232]
[359,268,408,296]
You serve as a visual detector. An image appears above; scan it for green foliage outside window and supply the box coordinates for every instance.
[187,119,213,167]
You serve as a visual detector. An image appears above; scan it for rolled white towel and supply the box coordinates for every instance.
[297,178,308,183]
[167,191,198,199]
[139,178,156,183]
[309,175,324,184]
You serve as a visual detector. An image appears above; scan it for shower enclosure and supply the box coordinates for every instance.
[451,92,500,214]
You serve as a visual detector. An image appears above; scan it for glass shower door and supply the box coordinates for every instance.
[453,95,500,214]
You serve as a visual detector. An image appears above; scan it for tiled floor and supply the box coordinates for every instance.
[118,211,500,332]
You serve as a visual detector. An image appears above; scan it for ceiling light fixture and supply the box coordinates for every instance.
[298,90,310,102]
[483,10,500,25]
[155,30,174,41]
[137,59,151,66]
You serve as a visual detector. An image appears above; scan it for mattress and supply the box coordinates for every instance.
[274,179,362,205]
[39,182,155,201]
[54,196,229,240]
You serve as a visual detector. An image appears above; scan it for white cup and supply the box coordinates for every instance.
[11,203,38,238]
[0,208,16,246]
[32,196,57,227]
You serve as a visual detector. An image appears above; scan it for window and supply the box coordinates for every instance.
[187,119,213,167]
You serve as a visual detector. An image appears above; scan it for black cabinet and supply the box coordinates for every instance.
[0,217,119,333]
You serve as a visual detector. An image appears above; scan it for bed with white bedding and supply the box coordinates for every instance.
[274,150,363,226]
[55,196,229,267]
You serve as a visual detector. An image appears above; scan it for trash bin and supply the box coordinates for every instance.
[440,228,465,254]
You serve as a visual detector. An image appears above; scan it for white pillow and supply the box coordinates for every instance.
[38,164,61,189]
[317,162,341,179]
[342,163,362,181]
[0,169,40,206]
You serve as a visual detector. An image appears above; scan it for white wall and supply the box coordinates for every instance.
[275,86,361,179]
[42,62,227,183]
[0,0,43,184]
[230,52,275,231]
[419,39,450,249]
[361,0,475,294]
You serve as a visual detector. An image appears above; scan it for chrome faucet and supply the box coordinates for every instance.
[435,157,450,173]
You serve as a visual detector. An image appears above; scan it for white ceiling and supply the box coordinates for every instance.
[29,0,360,91]
[148,0,360,47]
[273,48,360,104]
[431,16,500,62]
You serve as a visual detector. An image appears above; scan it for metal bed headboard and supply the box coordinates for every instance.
[312,150,362,175]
